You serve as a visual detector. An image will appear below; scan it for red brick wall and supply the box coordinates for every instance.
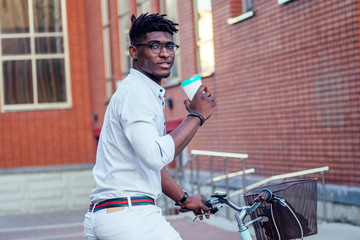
[165,0,360,186]
[0,0,96,168]
[229,0,243,17]
[85,0,107,131]
[3,0,358,188]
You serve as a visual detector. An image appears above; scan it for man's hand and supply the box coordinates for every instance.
[178,194,210,220]
[184,85,215,120]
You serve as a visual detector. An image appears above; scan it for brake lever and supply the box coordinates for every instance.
[192,206,221,222]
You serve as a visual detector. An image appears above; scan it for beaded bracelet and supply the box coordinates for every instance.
[187,112,206,126]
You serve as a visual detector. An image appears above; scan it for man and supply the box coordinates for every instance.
[84,13,216,240]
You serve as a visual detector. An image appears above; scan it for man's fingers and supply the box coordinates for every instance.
[183,99,191,112]
[179,207,191,213]
[197,84,207,94]
[200,202,210,212]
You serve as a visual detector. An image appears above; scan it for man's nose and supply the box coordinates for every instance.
[159,46,170,57]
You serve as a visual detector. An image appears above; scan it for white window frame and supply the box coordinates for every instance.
[227,0,255,25]
[136,0,150,16]
[278,0,293,4]
[160,0,181,87]
[117,0,131,81]
[0,0,72,112]
[193,0,215,77]
[101,0,113,98]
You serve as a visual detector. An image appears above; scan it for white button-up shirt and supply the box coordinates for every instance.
[90,68,175,203]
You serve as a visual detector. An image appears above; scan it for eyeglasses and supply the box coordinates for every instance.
[134,42,180,55]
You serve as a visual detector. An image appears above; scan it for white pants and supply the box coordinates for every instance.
[84,204,182,240]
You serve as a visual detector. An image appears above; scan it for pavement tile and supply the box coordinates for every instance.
[1,210,360,240]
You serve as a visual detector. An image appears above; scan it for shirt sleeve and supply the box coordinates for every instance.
[119,88,175,171]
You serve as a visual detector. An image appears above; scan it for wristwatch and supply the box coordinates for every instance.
[175,190,188,206]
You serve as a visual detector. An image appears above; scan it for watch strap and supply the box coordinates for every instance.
[175,191,188,206]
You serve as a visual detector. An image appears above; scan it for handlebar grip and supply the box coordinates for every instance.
[256,188,286,205]
[204,199,220,214]
[204,199,212,207]
[209,206,220,214]
[255,188,273,202]
[259,188,273,202]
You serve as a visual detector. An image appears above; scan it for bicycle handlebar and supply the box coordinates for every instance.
[204,188,274,212]
[200,188,284,225]
[254,188,272,202]
[200,189,304,239]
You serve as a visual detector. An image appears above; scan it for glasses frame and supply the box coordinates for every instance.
[134,42,180,55]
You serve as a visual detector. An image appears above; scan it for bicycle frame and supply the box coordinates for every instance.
[235,202,262,240]
[202,189,284,240]
[239,229,253,240]
[204,195,263,240]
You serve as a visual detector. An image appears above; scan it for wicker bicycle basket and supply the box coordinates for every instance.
[243,178,318,240]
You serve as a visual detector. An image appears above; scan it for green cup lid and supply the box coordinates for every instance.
[181,75,201,87]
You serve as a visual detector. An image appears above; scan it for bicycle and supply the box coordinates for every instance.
[194,185,317,240]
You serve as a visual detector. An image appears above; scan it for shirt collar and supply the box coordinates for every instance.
[130,68,166,101]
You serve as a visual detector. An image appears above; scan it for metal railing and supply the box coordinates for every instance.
[190,150,250,195]
[228,166,330,222]
[228,166,329,197]
[188,150,330,222]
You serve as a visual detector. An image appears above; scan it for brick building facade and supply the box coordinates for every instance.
[189,0,360,187]
[1,0,359,190]
[0,0,96,168]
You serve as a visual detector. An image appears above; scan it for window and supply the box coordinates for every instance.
[101,0,113,98]
[136,0,150,16]
[0,0,71,112]
[227,0,255,25]
[242,0,254,13]
[118,0,131,80]
[278,0,293,4]
[160,0,181,87]
[194,0,215,77]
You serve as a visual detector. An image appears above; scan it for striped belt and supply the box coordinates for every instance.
[89,196,155,212]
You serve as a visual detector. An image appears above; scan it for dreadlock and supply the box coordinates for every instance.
[129,13,179,45]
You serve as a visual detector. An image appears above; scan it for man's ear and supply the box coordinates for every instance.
[129,45,137,60]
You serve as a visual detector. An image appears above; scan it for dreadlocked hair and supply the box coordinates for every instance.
[129,13,179,45]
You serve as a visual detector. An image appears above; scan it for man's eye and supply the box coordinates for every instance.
[151,44,161,49]
[166,45,175,50]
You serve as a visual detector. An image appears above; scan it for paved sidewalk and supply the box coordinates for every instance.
[1,209,360,240]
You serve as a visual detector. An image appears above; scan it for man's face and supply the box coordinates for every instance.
[131,31,175,82]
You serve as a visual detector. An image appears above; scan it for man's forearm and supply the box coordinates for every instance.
[161,168,184,202]
[169,116,200,157]
[161,168,210,217]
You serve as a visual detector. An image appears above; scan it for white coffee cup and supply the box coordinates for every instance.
[181,75,202,101]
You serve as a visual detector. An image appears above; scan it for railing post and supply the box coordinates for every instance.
[178,151,184,187]
[196,155,200,194]
[210,156,214,194]
[224,157,229,194]
[224,157,230,220]
[190,155,194,193]
[241,158,246,205]
[321,171,327,222]
[164,195,169,215]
